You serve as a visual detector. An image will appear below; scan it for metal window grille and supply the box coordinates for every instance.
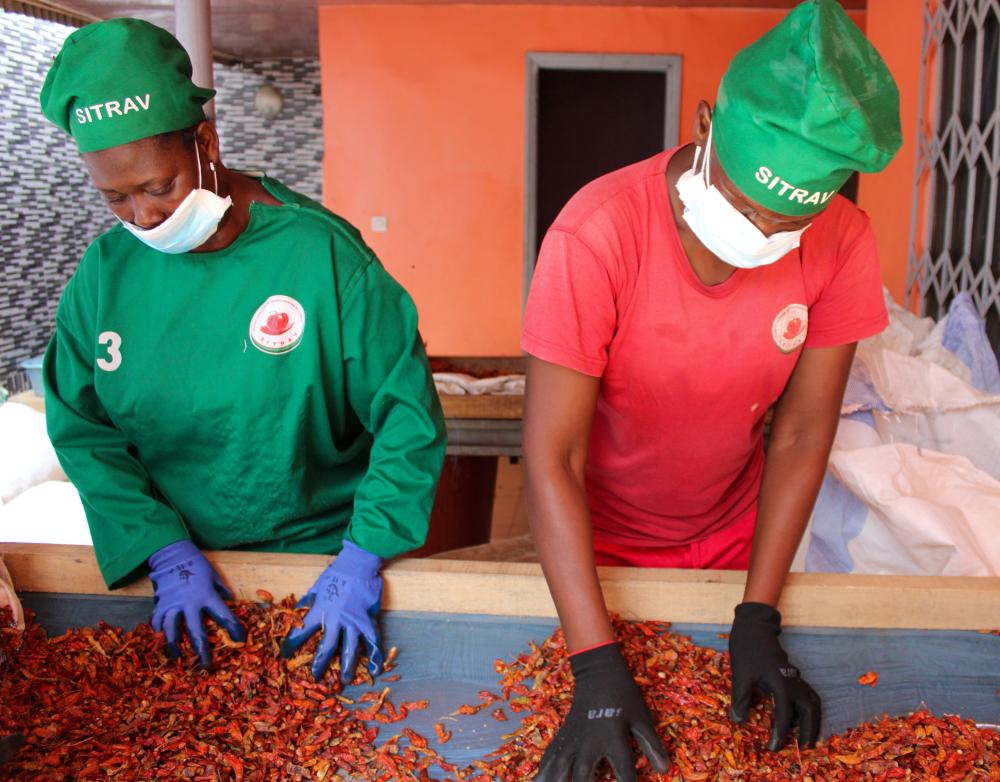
[907,0,1000,356]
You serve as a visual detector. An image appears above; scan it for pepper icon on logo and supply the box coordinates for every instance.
[260,311,292,336]
[249,295,305,354]
[771,303,808,354]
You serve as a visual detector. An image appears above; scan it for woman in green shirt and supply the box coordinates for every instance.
[39,18,446,681]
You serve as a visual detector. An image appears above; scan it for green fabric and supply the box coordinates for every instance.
[713,0,901,216]
[39,18,214,153]
[43,178,446,589]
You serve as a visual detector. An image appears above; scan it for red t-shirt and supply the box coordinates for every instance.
[521,148,888,547]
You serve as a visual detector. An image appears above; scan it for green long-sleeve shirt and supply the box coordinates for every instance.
[44,178,446,589]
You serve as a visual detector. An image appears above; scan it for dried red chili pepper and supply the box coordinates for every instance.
[473,614,1000,782]
[0,602,454,782]
[3,605,997,782]
[403,727,428,749]
[434,722,453,745]
[451,703,487,716]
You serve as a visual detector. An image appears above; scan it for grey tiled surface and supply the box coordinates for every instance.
[214,58,324,200]
[0,12,108,392]
[0,11,324,390]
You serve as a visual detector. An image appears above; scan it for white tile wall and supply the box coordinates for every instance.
[0,11,325,390]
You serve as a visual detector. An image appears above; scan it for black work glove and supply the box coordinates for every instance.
[729,602,821,751]
[534,643,670,782]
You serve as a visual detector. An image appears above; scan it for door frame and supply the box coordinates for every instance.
[523,52,683,307]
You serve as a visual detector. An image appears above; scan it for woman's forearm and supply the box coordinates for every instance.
[522,356,610,651]
[743,436,830,605]
[526,458,614,652]
[744,344,855,607]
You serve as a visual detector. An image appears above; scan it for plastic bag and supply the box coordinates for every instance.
[0,481,91,546]
[862,345,1000,480]
[804,291,1000,575]
[432,372,525,395]
[0,402,66,505]
[830,444,1000,576]
[0,555,24,631]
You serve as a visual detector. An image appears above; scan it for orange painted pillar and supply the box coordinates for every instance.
[857,0,924,305]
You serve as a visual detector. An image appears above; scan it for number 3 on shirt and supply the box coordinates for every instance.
[97,331,122,372]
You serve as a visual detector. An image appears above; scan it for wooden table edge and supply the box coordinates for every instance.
[3,544,998,631]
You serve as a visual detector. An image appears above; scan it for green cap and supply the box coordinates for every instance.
[713,0,902,216]
[40,18,214,153]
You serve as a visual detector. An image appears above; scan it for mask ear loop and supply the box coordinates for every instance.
[193,138,221,194]
[194,139,204,191]
[702,123,714,187]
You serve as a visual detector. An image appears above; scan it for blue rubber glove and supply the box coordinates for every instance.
[148,540,246,667]
[279,540,384,684]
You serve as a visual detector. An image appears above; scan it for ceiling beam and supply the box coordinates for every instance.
[2,0,243,64]
[313,0,866,7]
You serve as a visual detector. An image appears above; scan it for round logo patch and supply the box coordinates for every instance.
[771,303,808,354]
[249,295,306,354]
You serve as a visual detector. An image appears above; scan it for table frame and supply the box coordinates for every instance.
[3,544,998,631]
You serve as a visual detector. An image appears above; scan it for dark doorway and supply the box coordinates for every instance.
[535,69,666,253]
[524,54,681,293]
[840,171,860,204]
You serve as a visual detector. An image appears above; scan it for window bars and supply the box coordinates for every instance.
[907,0,1000,355]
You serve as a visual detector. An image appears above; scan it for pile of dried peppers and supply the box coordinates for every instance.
[485,617,1000,782]
[0,603,996,781]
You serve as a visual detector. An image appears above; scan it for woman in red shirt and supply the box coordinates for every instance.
[523,1,902,779]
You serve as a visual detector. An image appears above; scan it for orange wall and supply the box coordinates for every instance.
[318,5,864,355]
[857,0,923,305]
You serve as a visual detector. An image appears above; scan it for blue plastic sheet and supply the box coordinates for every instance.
[19,594,1000,772]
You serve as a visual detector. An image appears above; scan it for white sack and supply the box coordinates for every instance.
[806,291,1000,575]
[916,315,975,385]
[792,418,883,572]
[858,342,1000,412]
[869,294,936,356]
[0,402,66,505]
[829,443,1000,576]
[433,373,525,396]
[0,480,91,546]
[858,346,1000,480]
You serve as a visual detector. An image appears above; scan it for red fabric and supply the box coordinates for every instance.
[568,639,618,656]
[592,504,756,570]
[522,147,887,549]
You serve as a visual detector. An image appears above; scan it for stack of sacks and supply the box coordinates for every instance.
[0,401,91,546]
[432,373,525,395]
[801,291,1000,576]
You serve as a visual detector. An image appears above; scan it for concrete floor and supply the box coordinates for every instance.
[489,457,528,541]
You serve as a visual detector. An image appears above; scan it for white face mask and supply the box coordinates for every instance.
[120,141,233,254]
[676,125,809,269]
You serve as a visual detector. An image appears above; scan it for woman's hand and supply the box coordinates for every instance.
[729,602,821,750]
[534,643,670,782]
[279,541,384,684]
[148,539,246,667]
